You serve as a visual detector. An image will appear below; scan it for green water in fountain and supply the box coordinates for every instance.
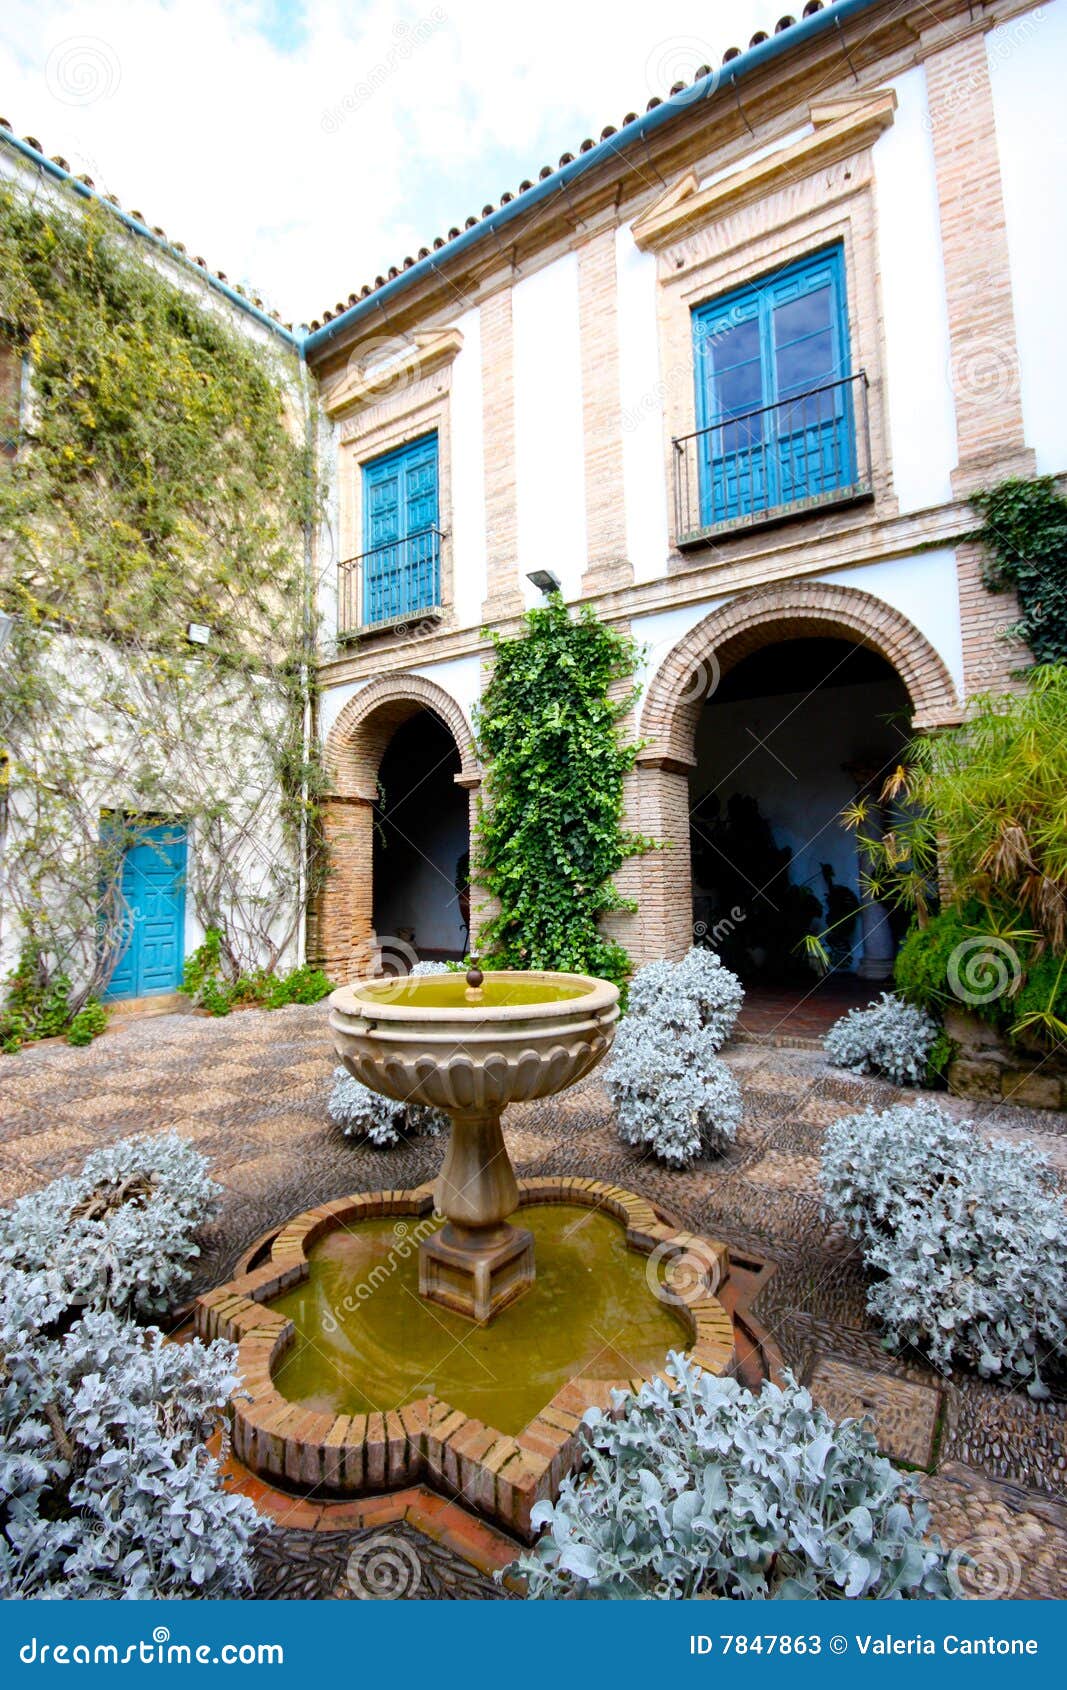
[348,976,590,1009]
[269,1205,688,1436]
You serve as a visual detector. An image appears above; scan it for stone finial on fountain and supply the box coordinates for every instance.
[465,957,485,1002]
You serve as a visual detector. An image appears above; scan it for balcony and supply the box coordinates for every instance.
[337,529,444,638]
[672,371,872,549]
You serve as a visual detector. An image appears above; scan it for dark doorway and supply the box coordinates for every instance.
[372,709,469,961]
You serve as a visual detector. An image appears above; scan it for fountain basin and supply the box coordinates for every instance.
[196,1179,735,1539]
[329,970,620,1321]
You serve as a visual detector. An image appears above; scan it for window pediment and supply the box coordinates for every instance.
[324,327,464,421]
[631,90,897,253]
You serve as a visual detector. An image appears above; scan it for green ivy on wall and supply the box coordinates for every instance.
[973,475,1067,665]
[0,181,325,1010]
[474,595,654,989]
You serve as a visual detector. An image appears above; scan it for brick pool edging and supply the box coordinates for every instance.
[196,1177,735,1541]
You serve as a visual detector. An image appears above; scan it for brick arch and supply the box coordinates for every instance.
[325,672,479,800]
[640,580,961,768]
[312,674,480,981]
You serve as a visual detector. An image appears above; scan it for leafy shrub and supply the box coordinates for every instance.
[327,1067,447,1147]
[66,998,109,1046]
[515,1356,951,1599]
[972,475,1067,667]
[0,1132,221,1317]
[625,946,744,1049]
[181,929,332,1016]
[474,596,654,989]
[606,1017,741,1167]
[0,943,100,1052]
[824,992,939,1087]
[893,907,977,1015]
[0,1269,263,1598]
[821,1100,1067,1397]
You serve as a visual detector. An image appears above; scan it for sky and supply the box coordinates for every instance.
[0,0,778,325]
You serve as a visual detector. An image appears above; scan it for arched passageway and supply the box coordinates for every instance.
[632,581,961,987]
[313,676,479,982]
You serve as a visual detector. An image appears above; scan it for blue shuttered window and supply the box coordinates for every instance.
[361,433,440,626]
[692,245,855,528]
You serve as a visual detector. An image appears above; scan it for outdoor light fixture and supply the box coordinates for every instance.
[0,611,13,651]
[186,622,212,646]
[526,570,560,595]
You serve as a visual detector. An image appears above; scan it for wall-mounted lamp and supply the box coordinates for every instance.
[526,570,560,596]
[0,612,13,652]
[186,622,212,646]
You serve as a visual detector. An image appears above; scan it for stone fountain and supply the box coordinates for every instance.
[196,962,743,1538]
[328,962,619,1321]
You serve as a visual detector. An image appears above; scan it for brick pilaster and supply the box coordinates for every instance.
[479,291,524,621]
[577,229,633,596]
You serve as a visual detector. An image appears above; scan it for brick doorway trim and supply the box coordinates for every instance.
[631,579,961,961]
[312,675,481,981]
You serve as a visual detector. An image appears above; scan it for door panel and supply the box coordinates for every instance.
[103,821,187,999]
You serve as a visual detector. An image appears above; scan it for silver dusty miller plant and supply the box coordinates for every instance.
[514,1355,951,1600]
[0,1266,263,1599]
[605,948,744,1167]
[328,1067,448,1147]
[821,1099,1067,1397]
[0,1131,220,1317]
[823,991,939,1087]
[625,946,744,1045]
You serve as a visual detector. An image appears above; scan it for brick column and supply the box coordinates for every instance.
[955,538,1029,697]
[313,794,375,983]
[480,290,524,621]
[631,757,695,963]
[922,28,1035,495]
[577,228,633,596]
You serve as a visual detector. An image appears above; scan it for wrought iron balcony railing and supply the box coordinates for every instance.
[337,528,444,637]
[672,370,872,547]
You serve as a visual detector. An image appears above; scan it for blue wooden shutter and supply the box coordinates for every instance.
[693,245,851,524]
[362,434,439,625]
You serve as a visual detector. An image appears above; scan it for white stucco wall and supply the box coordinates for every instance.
[817,551,964,699]
[512,253,587,603]
[616,225,672,585]
[632,598,729,730]
[988,0,1067,476]
[449,304,489,625]
[412,654,481,739]
[872,67,958,513]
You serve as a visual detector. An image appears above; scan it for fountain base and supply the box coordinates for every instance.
[419,1220,535,1323]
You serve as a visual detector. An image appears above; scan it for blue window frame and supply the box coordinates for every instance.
[692,245,855,527]
[361,433,440,626]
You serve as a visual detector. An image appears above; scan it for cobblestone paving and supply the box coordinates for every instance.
[3,1001,1066,1599]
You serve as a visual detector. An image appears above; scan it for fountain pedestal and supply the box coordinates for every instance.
[418,1104,534,1321]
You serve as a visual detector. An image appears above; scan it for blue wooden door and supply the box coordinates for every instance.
[362,433,439,625]
[105,821,187,999]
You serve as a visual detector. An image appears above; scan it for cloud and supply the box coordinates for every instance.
[0,0,782,323]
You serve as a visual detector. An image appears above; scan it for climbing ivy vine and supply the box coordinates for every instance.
[474,595,653,988]
[973,475,1067,665]
[0,181,324,1018]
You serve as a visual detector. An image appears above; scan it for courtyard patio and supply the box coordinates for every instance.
[3,1001,1065,1600]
